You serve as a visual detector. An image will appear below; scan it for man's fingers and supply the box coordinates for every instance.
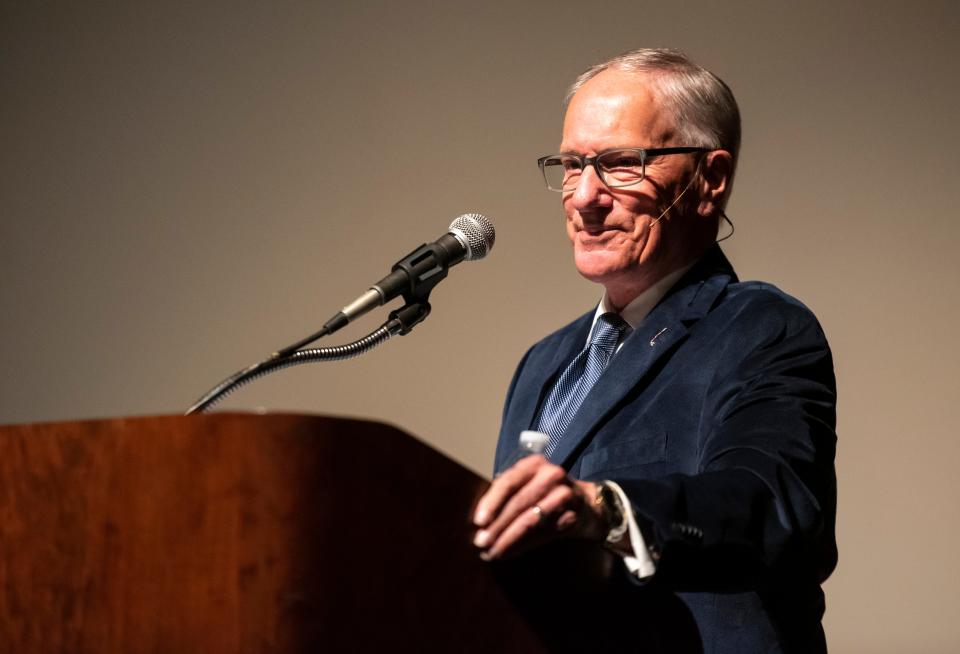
[476,462,567,546]
[481,482,584,560]
[481,502,550,560]
[483,483,581,557]
[536,483,578,526]
[473,455,546,527]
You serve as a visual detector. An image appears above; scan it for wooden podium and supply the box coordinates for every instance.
[0,414,700,653]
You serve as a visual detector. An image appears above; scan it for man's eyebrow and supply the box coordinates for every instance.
[557,148,608,156]
[557,147,645,157]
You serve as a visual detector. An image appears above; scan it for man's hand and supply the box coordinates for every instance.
[472,455,606,561]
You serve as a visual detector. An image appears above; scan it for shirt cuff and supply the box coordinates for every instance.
[604,480,657,578]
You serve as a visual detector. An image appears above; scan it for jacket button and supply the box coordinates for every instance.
[670,522,703,541]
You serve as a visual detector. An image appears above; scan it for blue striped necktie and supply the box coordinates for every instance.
[537,312,628,458]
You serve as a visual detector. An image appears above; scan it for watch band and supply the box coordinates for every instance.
[595,481,629,544]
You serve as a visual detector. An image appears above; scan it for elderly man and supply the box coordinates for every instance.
[473,49,837,653]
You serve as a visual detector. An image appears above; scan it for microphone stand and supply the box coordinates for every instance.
[185,301,431,414]
[186,234,468,414]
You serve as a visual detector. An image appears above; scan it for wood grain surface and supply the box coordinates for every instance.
[0,413,555,653]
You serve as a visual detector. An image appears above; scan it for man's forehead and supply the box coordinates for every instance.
[571,68,659,105]
[560,70,673,152]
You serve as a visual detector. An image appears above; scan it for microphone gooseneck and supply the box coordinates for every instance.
[186,214,494,414]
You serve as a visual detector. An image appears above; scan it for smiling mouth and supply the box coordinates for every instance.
[579,226,622,237]
[575,230,625,250]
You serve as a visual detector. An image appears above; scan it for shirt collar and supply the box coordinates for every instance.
[589,262,695,343]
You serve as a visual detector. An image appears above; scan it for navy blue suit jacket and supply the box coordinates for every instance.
[495,247,837,653]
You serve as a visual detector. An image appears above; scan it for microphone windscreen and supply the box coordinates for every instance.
[449,213,495,261]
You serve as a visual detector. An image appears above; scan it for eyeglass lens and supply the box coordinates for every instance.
[541,149,646,191]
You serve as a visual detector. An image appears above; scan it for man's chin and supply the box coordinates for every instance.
[573,252,631,285]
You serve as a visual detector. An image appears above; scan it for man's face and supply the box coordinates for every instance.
[560,69,702,300]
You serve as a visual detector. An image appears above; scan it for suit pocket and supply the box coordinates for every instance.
[579,431,667,477]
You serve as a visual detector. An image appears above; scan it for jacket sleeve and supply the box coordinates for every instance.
[616,297,837,590]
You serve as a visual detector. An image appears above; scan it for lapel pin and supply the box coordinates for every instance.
[650,327,668,346]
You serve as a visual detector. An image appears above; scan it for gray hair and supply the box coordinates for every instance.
[567,48,741,178]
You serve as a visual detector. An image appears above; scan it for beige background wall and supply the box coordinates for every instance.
[2,1,958,650]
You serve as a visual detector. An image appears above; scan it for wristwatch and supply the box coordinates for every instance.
[594,481,629,545]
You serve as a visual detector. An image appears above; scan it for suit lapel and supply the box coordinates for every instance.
[549,247,736,469]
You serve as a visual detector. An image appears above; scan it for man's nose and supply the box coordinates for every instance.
[569,165,612,211]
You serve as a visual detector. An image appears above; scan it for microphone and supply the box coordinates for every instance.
[188,213,494,412]
[289,213,495,349]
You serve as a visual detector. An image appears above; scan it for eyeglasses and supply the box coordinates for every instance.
[537,147,708,192]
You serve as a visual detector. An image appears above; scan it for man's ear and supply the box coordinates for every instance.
[697,150,733,217]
